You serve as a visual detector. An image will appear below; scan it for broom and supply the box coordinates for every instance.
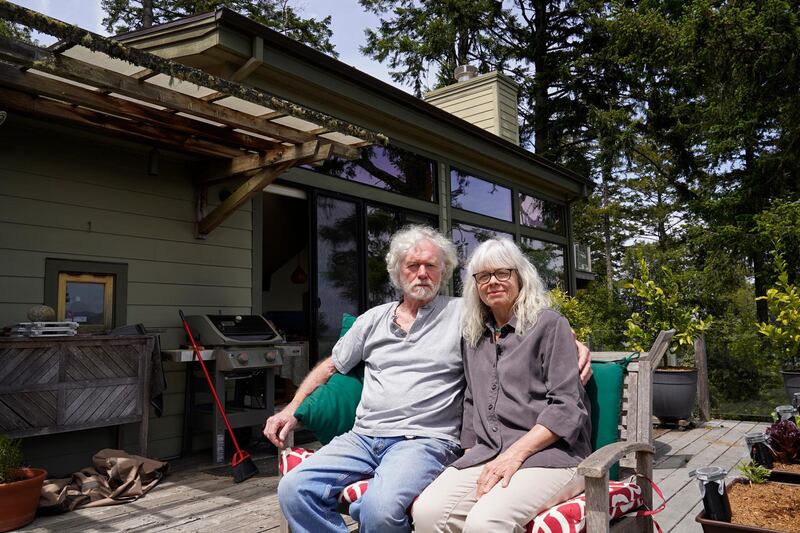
[179,310,259,483]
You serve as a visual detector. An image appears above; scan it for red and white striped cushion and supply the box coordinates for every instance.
[528,480,643,533]
[338,480,371,504]
[280,447,644,532]
[279,447,315,475]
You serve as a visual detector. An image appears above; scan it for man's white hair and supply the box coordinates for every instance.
[462,238,551,347]
[385,225,458,291]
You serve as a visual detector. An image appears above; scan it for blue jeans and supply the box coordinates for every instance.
[278,431,460,533]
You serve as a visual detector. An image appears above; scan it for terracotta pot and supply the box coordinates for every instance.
[0,467,47,532]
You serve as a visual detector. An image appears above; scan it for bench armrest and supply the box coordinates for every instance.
[577,441,654,478]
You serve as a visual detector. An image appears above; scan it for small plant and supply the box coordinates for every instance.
[0,434,24,484]
[765,420,800,464]
[756,252,800,371]
[738,461,771,485]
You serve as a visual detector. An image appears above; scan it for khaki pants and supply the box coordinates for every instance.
[412,465,584,533]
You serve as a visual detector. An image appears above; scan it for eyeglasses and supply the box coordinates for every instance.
[473,268,516,285]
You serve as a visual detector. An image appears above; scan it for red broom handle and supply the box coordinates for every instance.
[179,310,244,455]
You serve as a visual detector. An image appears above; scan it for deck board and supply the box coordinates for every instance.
[20,420,765,533]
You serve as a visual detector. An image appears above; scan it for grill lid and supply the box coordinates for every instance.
[185,315,283,345]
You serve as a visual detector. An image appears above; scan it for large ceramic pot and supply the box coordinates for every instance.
[0,467,47,532]
[653,367,698,421]
[779,370,800,402]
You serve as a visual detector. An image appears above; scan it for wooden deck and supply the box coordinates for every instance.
[20,419,764,533]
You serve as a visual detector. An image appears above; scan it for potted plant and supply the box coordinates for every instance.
[0,435,47,532]
[624,259,713,422]
[756,253,800,401]
[696,461,800,532]
[765,420,800,483]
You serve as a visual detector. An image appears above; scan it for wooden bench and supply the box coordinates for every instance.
[580,329,673,533]
[279,329,674,533]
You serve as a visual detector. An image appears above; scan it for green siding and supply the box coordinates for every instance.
[1,116,254,465]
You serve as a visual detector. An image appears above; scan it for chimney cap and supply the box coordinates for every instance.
[454,64,478,83]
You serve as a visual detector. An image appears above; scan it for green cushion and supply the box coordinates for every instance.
[294,314,364,444]
[585,353,638,479]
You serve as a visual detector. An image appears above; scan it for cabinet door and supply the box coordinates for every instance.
[0,343,59,433]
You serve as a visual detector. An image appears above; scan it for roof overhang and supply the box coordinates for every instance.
[117,8,593,202]
[0,1,386,236]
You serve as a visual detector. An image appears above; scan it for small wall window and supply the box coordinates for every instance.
[450,168,513,221]
[45,259,128,332]
[57,273,114,332]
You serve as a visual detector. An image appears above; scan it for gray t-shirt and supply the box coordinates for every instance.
[331,295,464,442]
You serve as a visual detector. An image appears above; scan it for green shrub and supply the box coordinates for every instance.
[623,258,713,365]
[756,252,800,370]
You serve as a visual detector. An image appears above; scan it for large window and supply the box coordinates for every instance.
[519,192,564,234]
[450,168,512,221]
[451,222,514,295]
[315,197,360,359]
[310,145,437,201]
[313,195,436,361]
[521,237,566,290]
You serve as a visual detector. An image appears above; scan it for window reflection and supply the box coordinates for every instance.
[519,193,563,234]
[310,145,436,201]
[450,168,512,221]
[316,197,359,359]
[452,222,514,295]
[521,237,566,290]
[366,207,437,308]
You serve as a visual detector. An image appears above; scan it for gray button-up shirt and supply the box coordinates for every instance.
[332,295,465,442]
[452,309,591,469]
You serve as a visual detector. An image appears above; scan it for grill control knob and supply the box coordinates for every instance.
[236,352,249,365]
[265,350,277,362]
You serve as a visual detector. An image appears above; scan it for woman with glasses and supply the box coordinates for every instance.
[413,238,591,532]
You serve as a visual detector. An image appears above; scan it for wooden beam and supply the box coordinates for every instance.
[259,111,288,120]
[197,162,293,236]
[0,35,314,144]
[130,68,158,81]
[199,141,326,184]
[0,2,388,145]
[0,87,243,158]
[330,143,362,160]
[0,63,281,152]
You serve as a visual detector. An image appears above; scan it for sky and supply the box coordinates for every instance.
[10,0,411,91]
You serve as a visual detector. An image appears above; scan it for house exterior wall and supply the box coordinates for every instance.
[0,115,253,471]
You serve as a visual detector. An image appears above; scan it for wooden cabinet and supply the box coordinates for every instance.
[0,335,152,455]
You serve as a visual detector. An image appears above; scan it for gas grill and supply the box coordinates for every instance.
[164,315,304,464]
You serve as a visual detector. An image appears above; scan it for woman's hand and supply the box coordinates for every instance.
[475,451,524,498]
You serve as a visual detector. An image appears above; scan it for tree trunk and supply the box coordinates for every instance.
[602,166,614,301]
[142,0,154,28]
[532,0,549,156]
[753,250,770,324]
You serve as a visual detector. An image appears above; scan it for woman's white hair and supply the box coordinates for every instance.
[462,238,551,347]
[385,225,459,290]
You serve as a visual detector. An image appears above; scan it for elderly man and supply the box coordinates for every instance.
[264,225,590,533]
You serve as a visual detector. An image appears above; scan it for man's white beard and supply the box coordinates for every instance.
[403,280,440,302]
